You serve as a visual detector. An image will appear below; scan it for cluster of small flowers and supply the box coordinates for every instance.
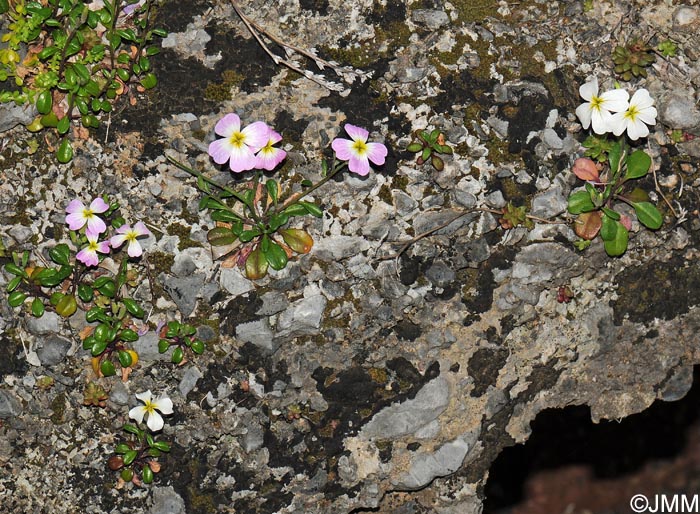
[208,113,387,176]
[65,198,151,267]
[575,77,657,140]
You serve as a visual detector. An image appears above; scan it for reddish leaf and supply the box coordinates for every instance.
[572,157,600,182]
[574,211,602,240]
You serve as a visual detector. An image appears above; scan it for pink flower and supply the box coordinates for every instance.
[76,231,110,267]
[65,198,109,234]
[110,222,150,257]
[331,124,388,176]
[208,113,271,173]
[255,129,287,171]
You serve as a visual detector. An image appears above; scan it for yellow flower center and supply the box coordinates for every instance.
[144,400,156,415]
[229,131,246,148]
[83,208,94,219]
[125,231,138,243]
[352,139,368,155]
[624,105,639,121]
[590,96,604,112]
[88,241,99,251]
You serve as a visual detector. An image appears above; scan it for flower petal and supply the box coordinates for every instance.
[110,234,127,249]
[65,212,86,231]
[135,390,153,403]
[209,139,235,165]
[65,199,85,215]
[129,405,146,424]
[600,89,629,112]
[146,410,164,432]
[86,216,107,235]
[76,247,98,267]
[126,240,143,258]
[228,145,257,173]
[579,78,598,101]
[575,104,592,130]
[154,396,174,415]
[89,198,109,213]
[133,221,150,237]
[214,113,240,138]
[365,142,387,166]
[331,138,354,161]
[344,124,369,142]
[255,148,287,171]
[242,121,271,152]
[348,155,370,176]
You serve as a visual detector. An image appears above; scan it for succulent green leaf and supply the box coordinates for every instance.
[140,73,157,89]
[100,359,116,376]
[207,227,237,246]
[31,297,45,317]
[266,180,278,204]
[122,450,138,466]
[567,191,596,214]
[6,276,22,293]
[122,298,145,318]
[406,142,423,153]
[608,141,622,174]
[603,224,629,256]
[279,228,314,254]
[601,207,620,221]
[282,204,308,217]
[300,201,323,217]
[49,244,71,265]
[56,138,73,163]
[171,347,184,364]
[263,241,288,271]
[55,294,77,317]
[117,350,133,368]
[119,328,139,342]
[158,339,170,353]
[36,91,52,115]
[8,291,27,308]
[245,248,268,279]
[190,339,205,354]
[142,464,154,484]
[625,150,651,179]
[633,201,663,230]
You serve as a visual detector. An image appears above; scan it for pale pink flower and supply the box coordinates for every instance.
[76,231,110,267]
[110,222,150,257]
[255,129,287,171]
[208,113,270,173]
[331,124,388,176]
[128,390,173,432]
[65,198,109,234]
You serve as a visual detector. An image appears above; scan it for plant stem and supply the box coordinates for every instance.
[277,159,347,212]
[165,155,259,223]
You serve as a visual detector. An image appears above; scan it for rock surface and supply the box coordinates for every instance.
[1,0,700,513]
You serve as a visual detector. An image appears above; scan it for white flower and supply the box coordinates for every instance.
[128,390,173,432]
[609,88,657,141]
[575,78,629,134]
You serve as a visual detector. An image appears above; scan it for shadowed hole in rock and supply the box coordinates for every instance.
[483,366,700,514]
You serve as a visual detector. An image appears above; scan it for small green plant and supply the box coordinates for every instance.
[581,134,616,163]
[657,39,678,58]
[157,320,205,365]
[497,202,534,230]
[83,381,109,407]
[0,0,166,162]
[406,128,453,171]
[3,196,151,376]
[109,422,171,486]
[612,39,655,80]
[168,117,387,279]
[569,80,663,256]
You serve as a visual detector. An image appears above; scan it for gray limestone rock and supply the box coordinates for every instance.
[179,366,203,397]
[276,289,327,339]
[219,267,254,297]
[394,435,474,490]
[162,273,204,317]
[149,486,186,514]
[26,312,61,335]
[0,390,23,418]
[659,93,700,132]
[236,319,278,353]
[530,184,568,219]
[37,335,71,367]
[0,102,36,133]
[361,376,450,440]
[412,9,450,30]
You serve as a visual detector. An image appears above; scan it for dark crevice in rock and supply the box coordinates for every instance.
[484,366,700,512]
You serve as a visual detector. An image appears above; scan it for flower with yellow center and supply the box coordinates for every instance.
[110,221,151,257]
[575,78,629,135]
[208,113,271,173]
[331,124,388,176]
[65,197,109,234]
[76,231,110,267]
[609,88,657,141]
[128,390,173,432]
